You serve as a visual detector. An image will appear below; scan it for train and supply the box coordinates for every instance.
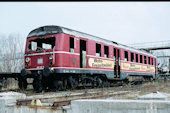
[2,25,158,92]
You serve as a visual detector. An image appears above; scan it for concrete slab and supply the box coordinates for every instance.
[67,99,170,113]
[2,91,170,113]
[0,91,26,113]
[0,91,26,100]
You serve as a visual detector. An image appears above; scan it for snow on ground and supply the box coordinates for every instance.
[138,91,169,100]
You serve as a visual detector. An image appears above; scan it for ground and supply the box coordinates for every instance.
[2,78,170,101]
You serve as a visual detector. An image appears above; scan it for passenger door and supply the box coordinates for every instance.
[114,48,120,78]
[80,40,87,68]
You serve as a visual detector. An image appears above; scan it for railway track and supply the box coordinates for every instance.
[15,81,153,108]
[16,90,131,108]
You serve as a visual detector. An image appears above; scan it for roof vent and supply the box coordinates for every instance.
[40,27,44,31]
[112,41,118,45]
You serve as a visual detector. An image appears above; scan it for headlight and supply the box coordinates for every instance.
[26,57,30,62]
[50,67,54,71]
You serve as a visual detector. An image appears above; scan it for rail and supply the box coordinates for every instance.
[16,91,130,108]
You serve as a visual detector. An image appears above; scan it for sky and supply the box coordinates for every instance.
[1,2,170,45]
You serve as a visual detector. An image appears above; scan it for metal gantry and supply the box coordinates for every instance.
[128,40,170,50]
[128,40,170,74]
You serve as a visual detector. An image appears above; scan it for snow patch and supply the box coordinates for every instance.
[138,91,168,100]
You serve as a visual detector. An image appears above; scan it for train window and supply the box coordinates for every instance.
[136,54,138,63]
[96,43,101,57]
[144,56,147,64]
[148,57,150,65]
[114,48,116,59]
[140,55,143,63]
[104,46,109,58]
[151,58,153,65]
[28,41,31,50]
[28,37,55,52]
[131,52,134,62]
[28,41,37,51]
[124,51,128,61]
[70,37,74,53]
[43,43,52,49]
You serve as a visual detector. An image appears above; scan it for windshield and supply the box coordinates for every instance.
[27,37,55,52]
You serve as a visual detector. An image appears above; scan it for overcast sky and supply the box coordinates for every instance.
[1,2,170,45]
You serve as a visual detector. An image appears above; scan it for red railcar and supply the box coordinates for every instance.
[19,25,158,92]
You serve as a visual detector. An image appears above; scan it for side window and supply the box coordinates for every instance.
[96,43,101,57]
[148,57,150,65]
[124,51,128,61]
[140,55,143,63]
[151,58,153,65]
[131,52,134,62]
[144,56,147,64]
[114,48,116,59]
[70,37,74,53]
[136,54,138,63]
[104,46,109,58]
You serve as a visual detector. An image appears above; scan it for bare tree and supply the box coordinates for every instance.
[0,33,25,73]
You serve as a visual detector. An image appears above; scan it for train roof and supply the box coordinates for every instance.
[27,25,156,58]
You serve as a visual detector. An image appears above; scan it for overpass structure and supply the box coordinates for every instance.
[128,40,170,50]
[128,40,170,57]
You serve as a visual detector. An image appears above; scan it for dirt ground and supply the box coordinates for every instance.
[2,78,170,100]
[106,78,170,99]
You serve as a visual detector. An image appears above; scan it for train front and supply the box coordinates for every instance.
[25,27,57,71]
[19,26,61,92]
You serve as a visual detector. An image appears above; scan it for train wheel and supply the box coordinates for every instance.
[103,81,110,87]
[58,81,64,91]
[33,76,43,93]
[42,77,49,91]
[53,78,68,91]
[18,78,27,90]
[150,77,154,82]
[53,80,64,91]
[68,76,78,90]
[96,77,103,88]
[68,76,73,89]
[91,76,98,88]
[63,79,68,91]
[82,78,87,89]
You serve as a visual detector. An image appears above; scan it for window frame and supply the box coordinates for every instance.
[140,54,143,64]
[69,37,74,53]
[136,54,139,63]
[96,43,101,57]
[124,51,129,61]
[144,56,147,64]
[148,57,150,65]
[131,52,134,62]
[104,45,109,58]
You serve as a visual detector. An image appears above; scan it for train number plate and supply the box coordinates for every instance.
[37,58,43,64]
